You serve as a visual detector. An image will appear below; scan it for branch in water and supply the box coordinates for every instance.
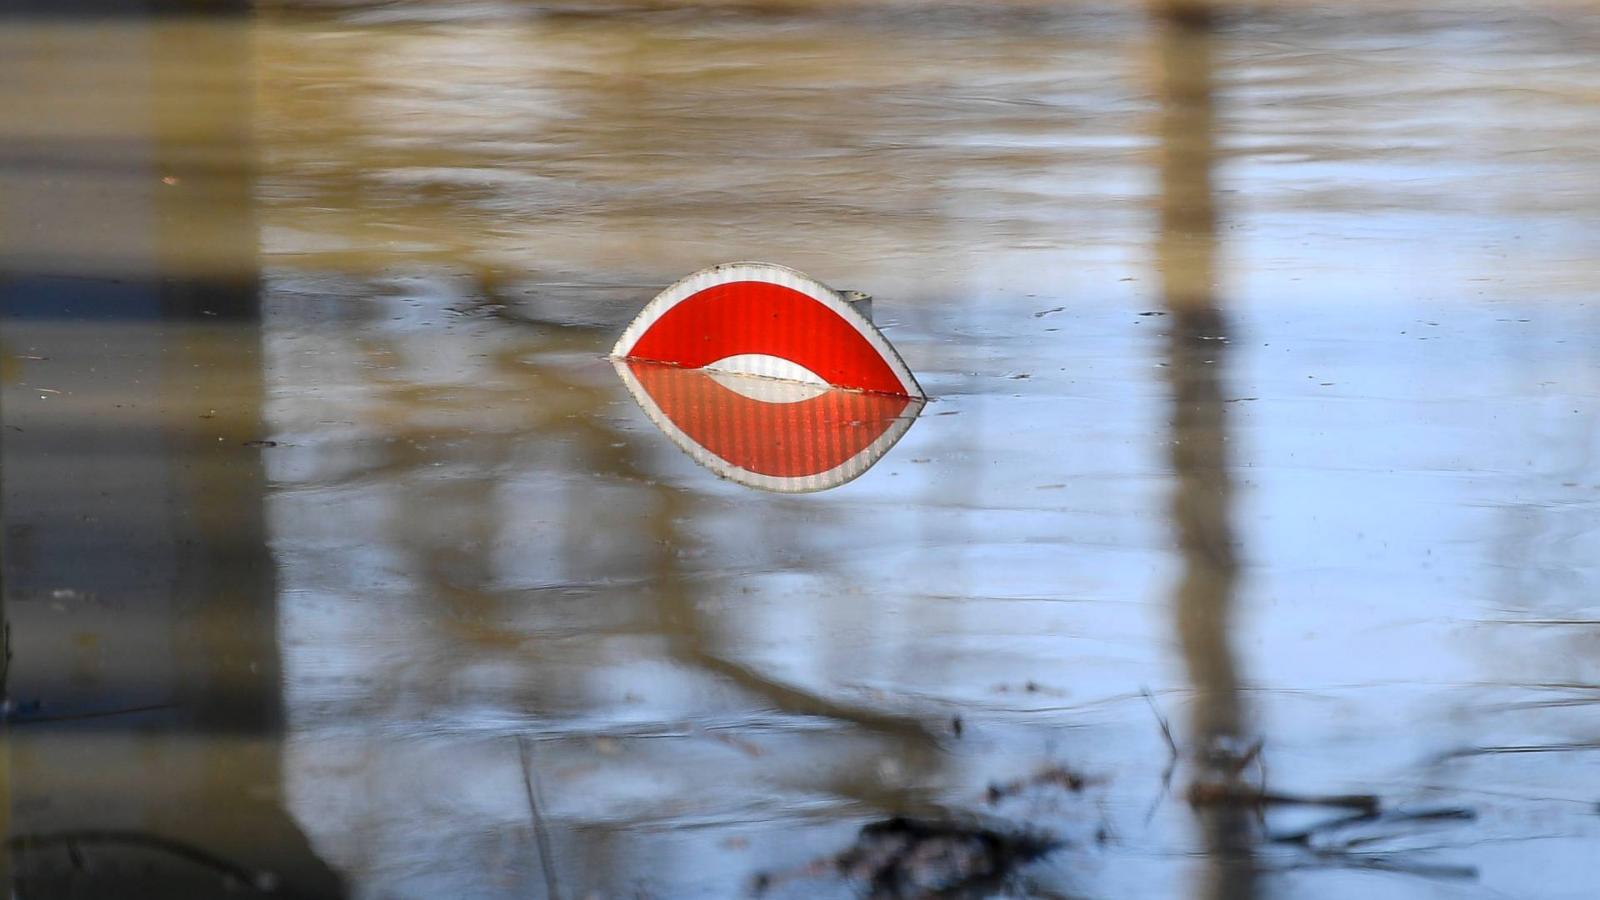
[9,830,294,897]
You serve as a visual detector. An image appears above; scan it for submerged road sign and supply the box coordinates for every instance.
[611,262,924,400]
[612,263,926,491]
[614,359,923,493]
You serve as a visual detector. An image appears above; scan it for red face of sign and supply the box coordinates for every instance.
[611,262,923,400]
[613,263,926,491]
[615,359,923,493]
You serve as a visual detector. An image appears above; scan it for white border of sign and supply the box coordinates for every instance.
[613,359,925,494]
[610,261,924,401]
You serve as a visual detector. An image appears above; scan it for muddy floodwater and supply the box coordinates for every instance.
[4,2,1600,898]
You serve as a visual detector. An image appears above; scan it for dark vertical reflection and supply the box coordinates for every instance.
[1,482,9,900]
[0,11,341,899]
[1151,3,1256,897]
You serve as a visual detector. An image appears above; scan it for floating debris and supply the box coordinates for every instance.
[752,816,1057,899]
[986,764,1095,805]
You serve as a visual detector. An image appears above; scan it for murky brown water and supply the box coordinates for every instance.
[4,2,1600,898]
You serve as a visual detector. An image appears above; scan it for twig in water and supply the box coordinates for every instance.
[986,764,1095,805]
[692,724,765,758]
[9,830,285,895]
[1270,807,1475,847]
[518,736,563,900]
[1141,687,1179,823]
[1141,687,1179,761]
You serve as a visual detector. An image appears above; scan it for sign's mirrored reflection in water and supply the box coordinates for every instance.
[614,359,923,493]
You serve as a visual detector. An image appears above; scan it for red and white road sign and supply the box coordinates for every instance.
[614,359,923,493]
[611,262,923,400]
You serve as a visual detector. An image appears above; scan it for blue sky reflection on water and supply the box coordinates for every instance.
[252,5,1600,897]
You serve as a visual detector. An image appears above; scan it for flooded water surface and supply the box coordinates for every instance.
[4,2,1600,898]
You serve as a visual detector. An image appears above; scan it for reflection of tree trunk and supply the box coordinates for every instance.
[645,487,947,816]
[1154,1,1220,317]
[0,10,341,898]
[655,554,933,743]
[1151,3,1255,897]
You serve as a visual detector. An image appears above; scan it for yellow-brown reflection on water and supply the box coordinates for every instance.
[6,2,1600,898]
[0,18,260,282]
[1,14,338,892]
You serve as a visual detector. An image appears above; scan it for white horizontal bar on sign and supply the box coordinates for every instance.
[704,353,827,384]
[706,368,831,404]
